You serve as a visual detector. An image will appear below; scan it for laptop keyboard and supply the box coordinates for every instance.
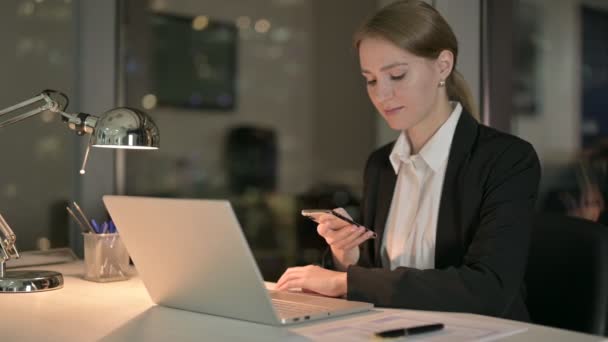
[271,298,332,317]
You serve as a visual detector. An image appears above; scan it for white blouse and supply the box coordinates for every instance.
[381,102,462,270]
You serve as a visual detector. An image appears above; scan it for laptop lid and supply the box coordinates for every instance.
[103,195,281,325]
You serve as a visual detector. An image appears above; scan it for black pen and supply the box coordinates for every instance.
[330,210,361,227]
[330,210,377,239]
[375,323,444,338]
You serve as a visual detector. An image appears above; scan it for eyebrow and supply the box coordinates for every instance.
[361,62,408,74]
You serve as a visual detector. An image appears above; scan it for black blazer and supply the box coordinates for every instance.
[323,110,541,321]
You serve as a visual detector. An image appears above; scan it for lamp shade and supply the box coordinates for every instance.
[90,107,159,149]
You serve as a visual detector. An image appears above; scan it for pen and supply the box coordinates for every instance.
[109,221,116,233]
[73,201,96,233]
[91,219,100,234]
[101,221,109,234]
[375,323,444,338]
[330,210,361,227]
[66,206,91,233]
[330,210,377,239]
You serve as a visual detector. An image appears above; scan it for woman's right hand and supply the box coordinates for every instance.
[316,208,375,270]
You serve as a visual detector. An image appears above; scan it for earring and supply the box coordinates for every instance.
[438,80,446,87]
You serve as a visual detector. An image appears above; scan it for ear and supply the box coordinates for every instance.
[436,49,454,81]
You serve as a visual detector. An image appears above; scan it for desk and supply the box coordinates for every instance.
[0,262,604,341]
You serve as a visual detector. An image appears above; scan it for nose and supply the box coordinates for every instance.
[372,80,393,102]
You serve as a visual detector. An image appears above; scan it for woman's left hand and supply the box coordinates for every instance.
[275,265,347,297]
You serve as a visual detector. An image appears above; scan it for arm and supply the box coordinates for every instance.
[346,141,541,316]
[321,151,379,270]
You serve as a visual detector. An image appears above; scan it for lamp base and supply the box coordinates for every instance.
[0,270,63,292]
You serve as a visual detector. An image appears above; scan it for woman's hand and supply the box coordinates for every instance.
[317,208,375,269]
[561,186,605,222]
[275,265,347,297]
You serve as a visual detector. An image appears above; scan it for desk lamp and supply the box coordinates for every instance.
[0,90,159,292]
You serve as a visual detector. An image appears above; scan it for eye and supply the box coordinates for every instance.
[366,79,377,86]
[390,73,405,81]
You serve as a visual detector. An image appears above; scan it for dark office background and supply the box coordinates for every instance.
[0,0,607,283]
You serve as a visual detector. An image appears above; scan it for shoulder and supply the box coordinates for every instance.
[466,123,541,192]
[472,123,539,166]
[450,112,540,188]
[369,141,393,162]
[364,141,394,172]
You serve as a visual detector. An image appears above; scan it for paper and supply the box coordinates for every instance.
[5,248,78,268]
[290,310,527,341]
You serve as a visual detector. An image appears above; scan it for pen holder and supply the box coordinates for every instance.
[82,233,130,282]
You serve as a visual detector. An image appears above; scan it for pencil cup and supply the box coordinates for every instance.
[83,233,130,282]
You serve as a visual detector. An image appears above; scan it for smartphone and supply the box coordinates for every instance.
[301,209,334,223]
[301,209,376,238]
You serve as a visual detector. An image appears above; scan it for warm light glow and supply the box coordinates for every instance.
[192,16,209,31]
[18,2,35,16]
[79,169,85,175]
[236,16,251,29]
[271,27,291,43]
[254,19,271,33]
[41,111,55,123]
[141,94,158,109]
[5,184,17,198]
[92,145,158,150]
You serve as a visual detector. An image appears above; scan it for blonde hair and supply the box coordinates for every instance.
[354,0,479,121]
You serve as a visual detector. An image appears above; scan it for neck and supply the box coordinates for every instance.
[406,97,453,154]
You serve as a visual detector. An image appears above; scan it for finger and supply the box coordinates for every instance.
[321,224,359,245]
[342,231,375,250]
[342,231,374,250]
[276,267,304,287]
[332,207,352,219]
[332,227,367,250]
[316,222,334,237]
[276,275,298,290]
[276,272,302,289]
[302,288,322,295]
[317,222,353,240]
[317,213,336,223]
[318,215,351,230]
[276,277,304,291]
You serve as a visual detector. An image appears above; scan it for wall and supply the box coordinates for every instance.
[512,0,608,167]
[0,0,76,250]
[124,0,377,196]
[311,0,377,191]
[511,0,581,165]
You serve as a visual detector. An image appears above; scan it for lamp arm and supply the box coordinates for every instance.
[0,93,56,128]
[0,91,100,270]
[0,212,19,275]
[0,91,98,135]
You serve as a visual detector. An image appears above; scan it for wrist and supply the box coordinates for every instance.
[333,272,347,297]
[331,247,359,268]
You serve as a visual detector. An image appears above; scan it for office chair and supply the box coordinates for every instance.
[525,212,608,336]
[225,125,277,195]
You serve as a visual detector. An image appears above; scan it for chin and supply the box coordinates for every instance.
[384,117,412,131]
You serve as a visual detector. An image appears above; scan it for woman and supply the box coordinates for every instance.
[276,0,540,321]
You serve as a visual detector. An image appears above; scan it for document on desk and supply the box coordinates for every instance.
[5,248,78,268]
[290,310,527,341]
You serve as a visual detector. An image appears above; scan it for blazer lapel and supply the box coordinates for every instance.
[435,111,478,269]
[372,158,397,267]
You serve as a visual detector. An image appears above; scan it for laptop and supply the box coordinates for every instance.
[102,195,373,325]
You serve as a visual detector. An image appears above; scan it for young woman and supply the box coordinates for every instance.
[276,0,540,321]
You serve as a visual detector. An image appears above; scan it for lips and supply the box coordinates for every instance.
[383,106,404,116]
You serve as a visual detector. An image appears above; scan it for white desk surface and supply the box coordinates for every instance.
[1,262,604,342]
